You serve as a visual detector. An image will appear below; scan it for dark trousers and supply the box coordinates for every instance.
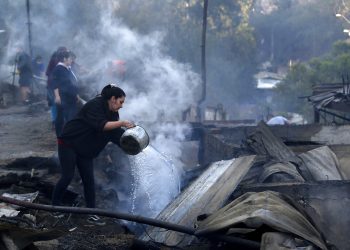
[52,144,95,208]
[55,103,77,137]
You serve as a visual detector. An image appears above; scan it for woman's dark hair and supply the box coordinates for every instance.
[101,84,126,100]
[57,46,68,53]
[57,51,71,62]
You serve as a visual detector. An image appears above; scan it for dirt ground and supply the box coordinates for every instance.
[0,102,56,165]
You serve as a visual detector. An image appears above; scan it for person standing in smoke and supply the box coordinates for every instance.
[46,46,68,130]
[32,55,45,77]
[51,50,81,136]
[70,51,88,79]
[105,59,126,83]
[16,47,34,104]
[51,84,134,225]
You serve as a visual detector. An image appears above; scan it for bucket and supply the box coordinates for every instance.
[120,125,150,155]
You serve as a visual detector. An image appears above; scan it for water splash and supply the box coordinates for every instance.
[127,145,182,218]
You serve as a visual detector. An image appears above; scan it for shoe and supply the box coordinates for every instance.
[51,211,65,218]
[87,215,106,226]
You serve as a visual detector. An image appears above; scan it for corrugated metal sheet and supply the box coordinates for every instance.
[259,161,305,183]
[308,87,350,112]
[299,146,345,180]
[195,191,328,250]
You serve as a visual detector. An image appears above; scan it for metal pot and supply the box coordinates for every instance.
[120,125,150,155]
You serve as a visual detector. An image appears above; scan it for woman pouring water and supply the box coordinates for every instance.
[51,84,135,225]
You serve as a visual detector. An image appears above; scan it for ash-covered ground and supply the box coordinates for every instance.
[0,102,56,164]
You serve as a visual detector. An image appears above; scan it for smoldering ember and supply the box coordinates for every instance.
[1,1,350,250]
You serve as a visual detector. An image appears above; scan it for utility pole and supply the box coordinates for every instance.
[199,0,208,119]
[26,0,33,57]
[270,26,274,62]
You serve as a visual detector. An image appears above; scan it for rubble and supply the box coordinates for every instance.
[1,91,350,249]
[308,83,350,124]
[195,191,328,250]
[195,120,350,249]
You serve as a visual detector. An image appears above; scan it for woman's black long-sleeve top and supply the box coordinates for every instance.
[58,96,124,158]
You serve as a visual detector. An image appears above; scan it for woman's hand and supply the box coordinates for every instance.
[103,120,135,131]
[55,95,61,105]
[54,89,61,105]
[77,95,87,105]
[122,120,135,128]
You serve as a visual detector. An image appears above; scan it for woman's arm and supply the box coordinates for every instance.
[54,88,61,104]
[103,120,134,131]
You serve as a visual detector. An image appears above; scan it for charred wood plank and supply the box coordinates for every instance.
[141,155,256,246]
[246,121,298,163]
[245,121,314,181]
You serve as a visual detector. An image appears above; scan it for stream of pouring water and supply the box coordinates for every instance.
[127,144,182,219]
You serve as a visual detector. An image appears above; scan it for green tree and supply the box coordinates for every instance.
[251,0,344,66]
[273,41,350,122]
[273,63,314,119]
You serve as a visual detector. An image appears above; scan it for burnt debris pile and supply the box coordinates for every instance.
[182,121,349,250]
[0,99,350,249]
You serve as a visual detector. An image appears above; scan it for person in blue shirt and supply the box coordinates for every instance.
[46,47,68,130]
[32,55,45,77]
[51,50,81,136]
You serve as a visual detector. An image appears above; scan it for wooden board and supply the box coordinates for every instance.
[140,155,256,245]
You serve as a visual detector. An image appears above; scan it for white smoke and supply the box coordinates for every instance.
[2,0,200,120]
[1,0,201,216]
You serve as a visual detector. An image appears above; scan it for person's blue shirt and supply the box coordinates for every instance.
[32,57,45,77]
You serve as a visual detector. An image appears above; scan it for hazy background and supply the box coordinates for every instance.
[1,0,350,216]
[0,0,348,120]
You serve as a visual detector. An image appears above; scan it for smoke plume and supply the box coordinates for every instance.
[1,0,201,217]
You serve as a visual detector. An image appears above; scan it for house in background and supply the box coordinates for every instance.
[254,70,285,119]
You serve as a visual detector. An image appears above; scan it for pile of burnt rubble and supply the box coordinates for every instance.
[0,120,349,249]
[0,153,137,250]
[139,122,348,250]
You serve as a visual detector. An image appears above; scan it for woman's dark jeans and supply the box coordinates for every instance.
[52,144,95,208]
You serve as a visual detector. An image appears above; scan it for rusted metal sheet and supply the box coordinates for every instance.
[141,155,256,245]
